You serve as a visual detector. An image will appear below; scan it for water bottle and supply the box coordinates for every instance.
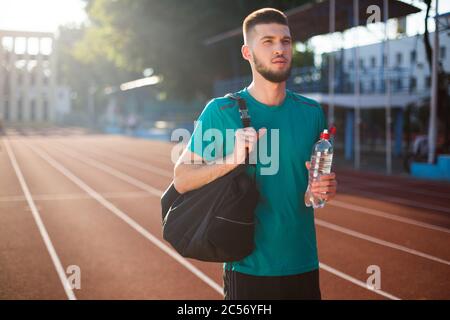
[305,129,334,209]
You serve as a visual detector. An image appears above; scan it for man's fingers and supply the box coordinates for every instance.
[258,127,267,139]
[237,133,257,140]
[237,130,257,139]
[317,194,334,201]
[312,180,337,187]
[318,173,336,180]
[238,136,257,144]
[241,127,257,135]
[311,191,336,199]
[311,187,337,194]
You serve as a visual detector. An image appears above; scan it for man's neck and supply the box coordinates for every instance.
[247,77,286,107]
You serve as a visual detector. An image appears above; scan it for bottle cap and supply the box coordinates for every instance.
[329,126,336,135]
[320,129,330,140]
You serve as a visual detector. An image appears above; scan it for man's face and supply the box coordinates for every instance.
[244,23,293,83]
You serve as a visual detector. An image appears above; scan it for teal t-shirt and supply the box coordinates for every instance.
[187,87,327,276]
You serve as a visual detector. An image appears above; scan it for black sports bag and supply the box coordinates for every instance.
[161,93,259,262]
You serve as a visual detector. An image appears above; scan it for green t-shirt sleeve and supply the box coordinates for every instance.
[187,99,226,162]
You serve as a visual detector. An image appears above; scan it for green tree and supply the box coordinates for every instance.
[72,0,313,101]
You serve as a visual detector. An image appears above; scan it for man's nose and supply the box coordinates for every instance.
[273,42,286,55]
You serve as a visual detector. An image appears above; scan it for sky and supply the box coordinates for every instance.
[0,0,87,33]
[0,0,448,54]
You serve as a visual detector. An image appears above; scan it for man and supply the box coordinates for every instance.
[174,8,337,300]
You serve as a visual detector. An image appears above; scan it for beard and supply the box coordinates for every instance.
[253,53,292,83]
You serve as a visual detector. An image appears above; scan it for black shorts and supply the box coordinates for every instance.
[223,268,321,300]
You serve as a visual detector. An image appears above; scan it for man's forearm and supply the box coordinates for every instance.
[173,153,239,193]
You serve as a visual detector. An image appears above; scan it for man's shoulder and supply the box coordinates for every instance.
[289,91,321,108]
[208,92,244,112]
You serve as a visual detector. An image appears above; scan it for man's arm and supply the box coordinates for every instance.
[173,127,266,194]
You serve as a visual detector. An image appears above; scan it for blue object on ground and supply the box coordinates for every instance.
[411,155,450,182]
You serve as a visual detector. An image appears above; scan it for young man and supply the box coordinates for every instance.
[174,8,337,300]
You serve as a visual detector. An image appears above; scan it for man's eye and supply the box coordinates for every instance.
[264,40,272,44]
[283,40,291,44]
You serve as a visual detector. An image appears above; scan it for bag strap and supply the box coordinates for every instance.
[224,92,252,165]
[224,93,251,128]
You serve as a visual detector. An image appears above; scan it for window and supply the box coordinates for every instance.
[410,50,417,64]
[396,78,402,90]
[348,60,354,69]
[27,38,39,55]
[14,37,26,55]
[410,77,417,91]
[371,56,376,68]
[425,76,431,88]
[396,53,403,65]
[359,81,365,93]
[440,46,446,59]
[359,59,364,69]
[40,38,52,55]
[1,37,14,53]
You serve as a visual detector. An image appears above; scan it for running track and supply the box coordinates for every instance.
[1,127,449,300]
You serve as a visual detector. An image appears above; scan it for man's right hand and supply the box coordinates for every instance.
[174,126,266,194]
[233,127,267,164]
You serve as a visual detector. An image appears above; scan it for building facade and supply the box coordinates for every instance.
[0,30,70,124]
[336,31,449,95]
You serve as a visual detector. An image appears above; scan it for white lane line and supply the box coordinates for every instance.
[54,138,172,166]
[338,185,450,214]
[41,142,163,198]
[75,137,450,202]
[54,138,174,171]
[2,138,76,300]
[25,142,223,297]
[42,141,408,300]
[50,140,450,265]
[52,140,173,178]
[0,191,153,203]
[54,140,450,234]
[49,141,450,265]
[328,200,450,234]
[316,219,450,266]
[319,263,400,300]
[0,195,29,202]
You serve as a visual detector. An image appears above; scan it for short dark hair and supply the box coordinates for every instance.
[243,8,289,43]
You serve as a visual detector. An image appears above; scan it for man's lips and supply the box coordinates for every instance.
[272,59,287,64]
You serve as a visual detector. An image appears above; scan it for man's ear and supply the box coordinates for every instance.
[241,44,252,62]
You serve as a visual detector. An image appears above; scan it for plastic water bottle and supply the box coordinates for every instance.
[305,129,334,209]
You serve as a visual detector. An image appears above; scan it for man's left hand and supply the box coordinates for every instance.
[305,161,338,202]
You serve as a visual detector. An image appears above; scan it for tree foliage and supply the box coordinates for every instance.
[67,0,313,101]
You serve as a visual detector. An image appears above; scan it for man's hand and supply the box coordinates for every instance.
[233,127,267,164]
[173,127,266,194]
[305,161,337,202]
